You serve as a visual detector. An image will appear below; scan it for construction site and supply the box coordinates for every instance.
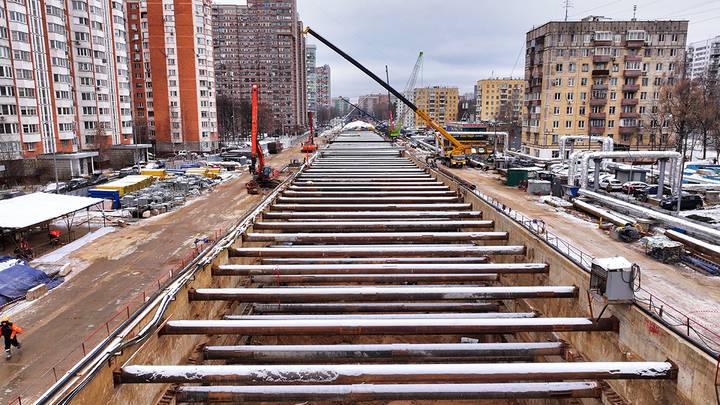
[2,9,720,405]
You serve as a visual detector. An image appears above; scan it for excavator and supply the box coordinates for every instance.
[303,27,469,167]
[301,111,317,153]
[245,84,278,194]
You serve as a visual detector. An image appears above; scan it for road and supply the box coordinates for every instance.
[449,167,720,336]
[0,142,307,403]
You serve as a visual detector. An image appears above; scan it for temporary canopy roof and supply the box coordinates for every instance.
[342,121,375,131]
[0,192,103,230]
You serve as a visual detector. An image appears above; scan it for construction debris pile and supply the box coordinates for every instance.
[119,175,220,218]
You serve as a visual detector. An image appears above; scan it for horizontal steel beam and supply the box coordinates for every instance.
[174,382,601,402]
[230,245,523,258]
[251,302,500,313]
[271,203,473,212]
[297,177,433,182]
[244,231,507,243]
[258,257,490,265]
[261,211,482,220]
[283,190,457,197]
[276,196,461,204]
[304,169,425,173]
[214,263,547,276]
[160,317,615,336]
[223,312,537,320]
[202,342,566,362]
[117,360,672,385]
[248,273,499,284]
[289,186,450,191]
[253,220,492,231]
[188,285,578,302]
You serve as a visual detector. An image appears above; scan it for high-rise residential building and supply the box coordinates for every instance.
[212,0,307,132]
[306,44,317,114]
[687,36,720,80]
[475,78,524,122]
[523,17,688,159]
[316,65,331,107]
[332,96,351,117]
[413,86,459,127]
[0,0,132,164]
[127,0,218,153]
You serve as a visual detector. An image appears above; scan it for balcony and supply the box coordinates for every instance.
[592,55,611,63]
[590,126,605,135]
[622,84,640,92]
[620,112,640,119]
[590,98,608,106]
[624,54,642,62]
[591,84,608,91]
[623,70,641,78]
[592,69,610,77]
[619,125,639,135]
[589,112,607,119]
[621,98,639,106]
[626,39,644,48]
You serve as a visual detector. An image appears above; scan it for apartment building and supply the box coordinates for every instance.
[523,17,689,159]
[413,86,459,127]
[127,0,218,153]
[212,0,307,132]
[0,0,132,163]
[475,78,524,122]
[687,35,720,80]
[306,44,317,114]
[316,65,331,107]
[332,96,351,117]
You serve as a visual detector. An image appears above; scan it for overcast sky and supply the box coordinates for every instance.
[217,0,720,99]
[296,0,720,99]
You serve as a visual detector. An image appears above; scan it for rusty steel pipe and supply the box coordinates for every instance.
[248,273,499,284]
[283,190,457,197]
[261,211,483,220]
[244,231,507,243]
[188,285,578,302]
[223,312,537,320]
[276,196,461,204]
[174,382,601,402]
[202,342,566,362]
[117,360,673,385]
[252,302,500,313]
[270,203,473,212]
[213,262,547,276]
[230,245,523,258]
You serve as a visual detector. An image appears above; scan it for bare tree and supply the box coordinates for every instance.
[691,73,720,159]
[660,77,699,157]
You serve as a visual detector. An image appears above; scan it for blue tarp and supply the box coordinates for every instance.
[0,256,63,306]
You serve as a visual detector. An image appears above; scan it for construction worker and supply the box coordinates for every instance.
[1,317,23,359]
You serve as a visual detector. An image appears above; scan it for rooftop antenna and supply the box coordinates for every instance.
[564,0,573,21]
[632,4,637,21]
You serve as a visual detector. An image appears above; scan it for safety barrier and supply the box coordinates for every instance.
[6,229,225,405]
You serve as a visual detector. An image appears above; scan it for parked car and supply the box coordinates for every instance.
[660,194,703,211]
[599,177,623,192]
[119,166,139,177]
[90,173,109,185]
[635,184,673,200]
[67,178,90,191]
[621,181,648,194]
[42,182,67,193]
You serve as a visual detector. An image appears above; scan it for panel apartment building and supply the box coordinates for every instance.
[475,78,524,122]
[306,44,317,114]
[0,0,132,163]
[212,0,307,132]
[127,0,218,153]
[523,17,688,159]
[687,35,720,80]
[316,64,331,107]
[413,86,459,128]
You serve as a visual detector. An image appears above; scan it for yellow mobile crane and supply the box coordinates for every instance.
[303,27,469,167]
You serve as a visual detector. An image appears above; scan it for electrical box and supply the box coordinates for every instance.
[589,257,635,304]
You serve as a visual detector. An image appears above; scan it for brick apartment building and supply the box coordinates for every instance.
[475,78,524,122]
[413,86,459,127]
[523,17,688,159]
[315,64,331,107]
[127,0,218,153]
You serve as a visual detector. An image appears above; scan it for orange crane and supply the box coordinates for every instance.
[245,84,278,194]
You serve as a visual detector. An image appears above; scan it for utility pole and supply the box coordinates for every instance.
[564,0,573,21]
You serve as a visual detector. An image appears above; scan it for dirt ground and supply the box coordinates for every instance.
[449,167,720,335]
[0,141,307,403]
